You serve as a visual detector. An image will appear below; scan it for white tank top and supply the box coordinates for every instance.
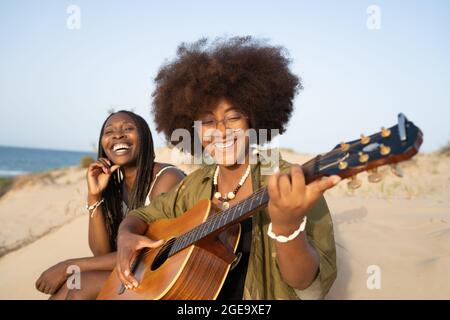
[121,165,175,216]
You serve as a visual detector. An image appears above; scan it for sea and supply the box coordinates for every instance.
[0,145,96,178]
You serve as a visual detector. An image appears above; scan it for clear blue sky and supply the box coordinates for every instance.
[0,0,449,153]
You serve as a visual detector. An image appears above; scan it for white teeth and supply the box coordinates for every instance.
[113,143,130,152]
[214,140,234,149]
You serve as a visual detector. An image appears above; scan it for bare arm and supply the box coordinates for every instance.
[88,194,112,256]
[67,251,117,272]
[271,223,320,289]
[267,165,340,290]
[118,215,148,236]
[149,167,186,201]
[86,158,120,256]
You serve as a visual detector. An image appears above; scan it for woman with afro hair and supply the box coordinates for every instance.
[115,36,339,300]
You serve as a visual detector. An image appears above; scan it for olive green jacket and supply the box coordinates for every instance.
[128,158,337,300]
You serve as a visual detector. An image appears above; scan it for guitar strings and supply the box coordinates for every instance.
[168,187,268,255]
[165,150,339,255]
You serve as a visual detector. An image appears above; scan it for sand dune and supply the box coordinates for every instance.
[327,196,450,299]
[0,148,449,299]
[0,215,90,300]
[0,167,87,257]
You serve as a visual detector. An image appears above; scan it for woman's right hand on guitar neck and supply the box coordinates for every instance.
[86,158,120,200]
[116,216,164,290]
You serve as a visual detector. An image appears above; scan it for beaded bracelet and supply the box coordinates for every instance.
[267,217,307,243]
[86,198,104,218]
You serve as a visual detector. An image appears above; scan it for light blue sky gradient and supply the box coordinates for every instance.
[0,0,449,153]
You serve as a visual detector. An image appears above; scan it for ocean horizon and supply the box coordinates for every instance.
[0,145,96,177]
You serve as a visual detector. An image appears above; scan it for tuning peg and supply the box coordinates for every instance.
[390,164,404,177]
[338,161,348,170]
[347,175,362,190]
[381,127,391,138]
[360,134,370,145]
[340,142,350,152]
[358,152,369,163]
[380,144,391,156]
[368,168,383,183]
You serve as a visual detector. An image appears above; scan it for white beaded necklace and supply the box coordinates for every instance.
[213,164,251,210]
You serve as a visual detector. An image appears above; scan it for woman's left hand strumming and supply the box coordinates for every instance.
[267,164,341,235]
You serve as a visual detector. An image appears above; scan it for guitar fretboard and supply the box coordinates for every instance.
[168,187,268,256]
[167,158,318,257]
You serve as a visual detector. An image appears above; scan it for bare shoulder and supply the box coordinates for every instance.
[149,163,186,200]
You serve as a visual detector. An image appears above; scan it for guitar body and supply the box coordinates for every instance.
[97,199,241,300]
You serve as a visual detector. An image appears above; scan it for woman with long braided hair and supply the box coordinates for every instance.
[35,110,185,299]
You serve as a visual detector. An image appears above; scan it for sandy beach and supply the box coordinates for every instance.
[0,148,449,299]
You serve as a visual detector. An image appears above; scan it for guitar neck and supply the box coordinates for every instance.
[167,114,423,257]
[168,159,319,257]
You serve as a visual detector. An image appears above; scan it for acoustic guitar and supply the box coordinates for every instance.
[97,113,423,300]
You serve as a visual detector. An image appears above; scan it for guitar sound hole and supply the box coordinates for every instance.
[151,238,176,271]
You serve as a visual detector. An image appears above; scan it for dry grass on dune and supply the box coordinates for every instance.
[1,148,448,259]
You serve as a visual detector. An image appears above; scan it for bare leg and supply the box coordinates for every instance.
[65,271,111,300]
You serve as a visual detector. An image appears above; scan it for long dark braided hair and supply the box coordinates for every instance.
[97,110,155,250]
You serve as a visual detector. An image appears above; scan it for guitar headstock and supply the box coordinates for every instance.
[314,113,423,189]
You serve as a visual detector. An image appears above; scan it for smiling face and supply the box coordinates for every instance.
[196,99,250,166]
[100,112,140,167]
